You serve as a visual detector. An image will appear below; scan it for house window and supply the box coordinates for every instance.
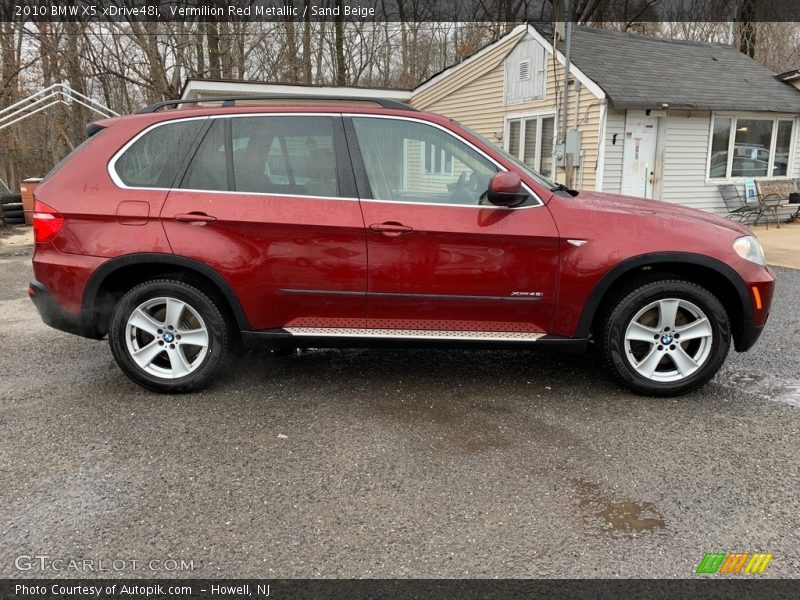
[506,114,556,179]
[422,141,454,176]
[708,116,795,179]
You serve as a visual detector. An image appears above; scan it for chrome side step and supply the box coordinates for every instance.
[284,327,545,342]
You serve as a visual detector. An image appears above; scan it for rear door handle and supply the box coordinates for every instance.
[369,221,413,237]
[174,212,217,224]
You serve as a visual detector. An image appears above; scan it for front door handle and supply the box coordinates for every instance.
[369,221,413,237]
[174,212,217,224]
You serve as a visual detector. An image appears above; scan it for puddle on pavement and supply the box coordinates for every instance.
[370,398,512,454]
[726,372,767,388]
[773,381,800,407]
[723,373,800,407]
[573,479,667,536]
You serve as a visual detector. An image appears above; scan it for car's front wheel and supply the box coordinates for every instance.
[601,279,730,396]
[109,280,230,393]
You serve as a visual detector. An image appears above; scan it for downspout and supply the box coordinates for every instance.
[560,0,573,186]
[595,99,608,192]
[560,0,572,147]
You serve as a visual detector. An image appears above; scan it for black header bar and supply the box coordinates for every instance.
[5,0,800,23]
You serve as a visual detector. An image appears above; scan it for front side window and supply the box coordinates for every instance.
[709,116,795,179]
[351,117,497,206]
[178,116,339,197]
[115,120,204,187]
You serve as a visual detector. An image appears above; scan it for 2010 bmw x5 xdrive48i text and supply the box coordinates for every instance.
[28,97,774,395]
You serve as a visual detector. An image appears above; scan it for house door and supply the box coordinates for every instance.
[621,110,658,199]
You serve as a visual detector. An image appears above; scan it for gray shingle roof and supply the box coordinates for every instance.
[561,26,800,113]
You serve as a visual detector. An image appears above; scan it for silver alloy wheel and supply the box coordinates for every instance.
[124,297,209,380]
[623,298,713,383]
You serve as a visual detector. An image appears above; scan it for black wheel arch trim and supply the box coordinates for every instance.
[575,251,752,343]
[82,253,252,331]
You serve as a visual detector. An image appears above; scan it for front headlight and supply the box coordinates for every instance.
[733,235,766,266]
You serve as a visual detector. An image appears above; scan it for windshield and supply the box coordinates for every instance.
[454,120,559,190]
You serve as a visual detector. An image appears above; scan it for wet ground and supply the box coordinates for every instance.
[1,234,798,578]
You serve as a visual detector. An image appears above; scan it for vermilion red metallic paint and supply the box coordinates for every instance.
[29,103,774,357]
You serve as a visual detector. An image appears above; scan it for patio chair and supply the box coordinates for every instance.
[755,180,791,229]
[717,185,761,224]
[790,179,800,222]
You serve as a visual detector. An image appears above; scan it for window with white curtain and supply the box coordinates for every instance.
[505,114,556,178]
[708,115,795,179]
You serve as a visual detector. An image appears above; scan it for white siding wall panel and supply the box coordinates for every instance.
[660,111,726,213]
[602,109,626,193]
[505,38,546,105]
[793,118,800,178]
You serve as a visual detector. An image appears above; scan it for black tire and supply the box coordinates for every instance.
[3,217,25,225]
[1,202,23,211]
[601,279,730,396]
[3,211,24,220]
[109,279,230,393]
[0,194,21,206]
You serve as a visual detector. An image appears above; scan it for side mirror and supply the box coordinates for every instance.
[486,171,529,207]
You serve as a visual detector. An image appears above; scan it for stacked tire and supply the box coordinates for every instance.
[1,194,25,226]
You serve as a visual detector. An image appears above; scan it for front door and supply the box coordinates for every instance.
[347,116,560,335]
[161,114,367,330]
[621,110,659,199]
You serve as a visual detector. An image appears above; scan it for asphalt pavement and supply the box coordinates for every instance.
[1,230,798,578]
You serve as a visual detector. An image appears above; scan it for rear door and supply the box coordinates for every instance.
[161,113,367,330]
[346,115,560,335]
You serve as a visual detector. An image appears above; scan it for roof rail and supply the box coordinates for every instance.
[135,95,416,114]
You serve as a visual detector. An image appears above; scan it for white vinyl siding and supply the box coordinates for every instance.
[661,111,727,213]
[602,109,626,194]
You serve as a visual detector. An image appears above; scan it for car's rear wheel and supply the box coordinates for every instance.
[601,279,730,396]
[109,280,230,393]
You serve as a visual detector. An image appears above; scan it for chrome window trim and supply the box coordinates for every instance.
[107,112,347,196]
[107,115,210,190]
[107,111,545,210]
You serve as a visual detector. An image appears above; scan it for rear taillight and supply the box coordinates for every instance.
[33,200,64,244]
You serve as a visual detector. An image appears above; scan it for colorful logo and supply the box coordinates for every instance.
[696,552,772,574]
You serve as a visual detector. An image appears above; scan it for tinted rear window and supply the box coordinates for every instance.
[114,120,204,188]
[178,115,339,198]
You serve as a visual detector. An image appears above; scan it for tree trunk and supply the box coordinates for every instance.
[334,4,346,86]
[303,2,312,83]
[206,22,221,79]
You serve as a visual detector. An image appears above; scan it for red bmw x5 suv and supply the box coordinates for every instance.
[29,97,774,396]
